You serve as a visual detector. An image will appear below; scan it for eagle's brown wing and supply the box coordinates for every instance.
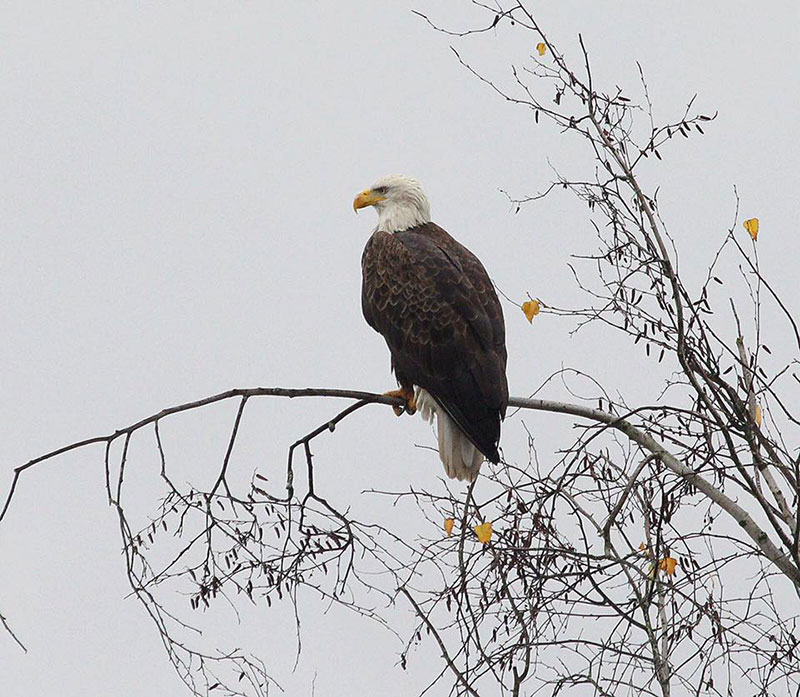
[361,222,508,462]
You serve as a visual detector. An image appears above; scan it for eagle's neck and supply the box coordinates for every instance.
[376,201,431,234]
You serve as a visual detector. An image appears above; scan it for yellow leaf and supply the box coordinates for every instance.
[522,299,540,323]
[474,522,493,544]
[639,542,652,558]
[658,556,678,576]
[536,42,547,56]
[743,218,759,241]
[444,518,454,536]
[755,403,762,427]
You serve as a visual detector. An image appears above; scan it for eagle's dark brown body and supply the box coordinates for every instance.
[361,222,508,463]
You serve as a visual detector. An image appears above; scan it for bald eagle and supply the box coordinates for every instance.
[354,174,508,482]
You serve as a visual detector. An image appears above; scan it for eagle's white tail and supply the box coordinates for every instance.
[415,388,484,482]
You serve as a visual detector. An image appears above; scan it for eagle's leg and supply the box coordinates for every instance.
[384,386,417,416]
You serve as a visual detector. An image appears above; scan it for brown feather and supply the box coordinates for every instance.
[362,222,508,462]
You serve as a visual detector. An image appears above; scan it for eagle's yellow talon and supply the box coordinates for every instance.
[384,387,416,416]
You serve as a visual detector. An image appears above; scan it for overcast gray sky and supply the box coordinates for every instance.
[2,2,798,695]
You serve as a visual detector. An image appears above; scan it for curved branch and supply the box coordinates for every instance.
[512,397,800,586]
[0,388,404,523]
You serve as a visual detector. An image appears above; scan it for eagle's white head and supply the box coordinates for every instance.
[353,174,432,233]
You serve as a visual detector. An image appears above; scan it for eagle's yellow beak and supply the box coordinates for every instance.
[353,188,386,212]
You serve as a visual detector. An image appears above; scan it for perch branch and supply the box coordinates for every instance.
[3,386,798,588]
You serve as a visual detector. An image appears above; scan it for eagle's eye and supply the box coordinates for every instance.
[374,186,388,195]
